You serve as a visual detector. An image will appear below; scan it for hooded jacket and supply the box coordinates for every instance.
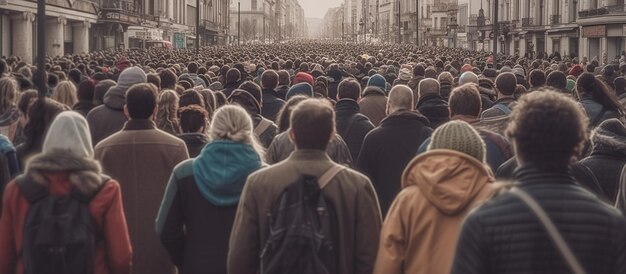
[335,99,375,161]
[156,140,262,274]
[359,86,388,126]
[374,150,498,274]
[579,118,626,202]
[357,110,433,215]
[0,111,132,274]
[416,93,450,129]
[87,67,146,146]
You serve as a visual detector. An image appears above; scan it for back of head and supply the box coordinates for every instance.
[188,62,199,74]
[277,70,291,86]
[286,82,314,100]
[24,98,65,151]
[179,89,205,108]
[0,77,18,114]
[158,90,179,119]
[43,111,93,158]
[529,69,546,88]
[495,72,517,96]
[428,120,486,162]
[459,72,479,85]
[276,95,308,133]
[337,78,361,100]
[546,71,567,91]
[53,81,78,107]
[261,70,279,90]
[418,78,441,99]
[290,98,335,150]
[77,79,95,102]
[179,105,208,133]
[125,83,158,120]
[159,69,178,90]
[238,81,262,104]
[506,89,588,170]
[226,68,241,85]
[413,64,425,76]
[449,83,482,117]
[387,85,414,113]
[147,73,161,90]
[229,89,261,115]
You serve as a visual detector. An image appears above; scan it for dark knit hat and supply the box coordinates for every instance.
[228,88,261,114]
[286,82,314,100]
[367,74,387,90]
[428,120,486,162]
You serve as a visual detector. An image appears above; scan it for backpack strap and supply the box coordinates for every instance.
[492,103,512,115]
[318,165,345,189]
[15,175,49,204]
[254,118,273,137]
[617,165,626,210]
[510,187,587,274]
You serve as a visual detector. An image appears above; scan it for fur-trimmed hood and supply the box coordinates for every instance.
[591,118,626,156]
[23,149,104,196]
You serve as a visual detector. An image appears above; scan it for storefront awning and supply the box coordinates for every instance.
[546,27,576,34]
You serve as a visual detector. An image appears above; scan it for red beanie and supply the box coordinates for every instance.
[293,72,314,86]
[569,65,583,77]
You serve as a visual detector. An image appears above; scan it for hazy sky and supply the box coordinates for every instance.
[299,0,343,19]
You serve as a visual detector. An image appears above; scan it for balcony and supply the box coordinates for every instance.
[550,14,561,25]
[579,5,625,18]
[522,17,533,27]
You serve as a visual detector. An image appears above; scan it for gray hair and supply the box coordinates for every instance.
[387,84,414,114]
[209,104,265,161]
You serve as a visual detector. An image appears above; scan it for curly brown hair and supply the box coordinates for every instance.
[506,89,589,171]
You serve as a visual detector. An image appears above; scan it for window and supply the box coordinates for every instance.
[252,0,257,10]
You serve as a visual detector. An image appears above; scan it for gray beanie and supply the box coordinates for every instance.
[103,66,147,109]
[118,66,147,88]
[428,120,486,162]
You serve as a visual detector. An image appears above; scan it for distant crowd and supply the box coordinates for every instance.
[1,41,626,274]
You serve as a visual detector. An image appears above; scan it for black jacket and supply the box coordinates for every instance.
[452,166,626,274]
[261,89,286,122]
[178,133,209,158]
[252,114,277,149]
[335,99,374,161]
[579,127,626,202]
[356,110,432,216]
[275,85,289,100]
[416,93,450,129]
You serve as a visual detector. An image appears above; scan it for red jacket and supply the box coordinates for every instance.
[0,172,132,274]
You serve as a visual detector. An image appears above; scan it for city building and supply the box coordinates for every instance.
[0,0,229,62]
[228,0,306,44]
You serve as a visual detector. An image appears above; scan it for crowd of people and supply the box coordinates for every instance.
[0,40,626,274]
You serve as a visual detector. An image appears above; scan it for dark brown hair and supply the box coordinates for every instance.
[290,98,335,150]
[448,83,482,117]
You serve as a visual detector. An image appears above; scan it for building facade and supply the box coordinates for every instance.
[0,0,229,62]
[228,0,305,44]
[0,0,97,63]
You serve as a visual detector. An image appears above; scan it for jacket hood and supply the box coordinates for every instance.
[362,86,386,97]
[402,149,494,215]
[192,140,262,206]
[103,67,146,110]
[23,150,104,196]
[591,118,626,156]
[43,111,93,158]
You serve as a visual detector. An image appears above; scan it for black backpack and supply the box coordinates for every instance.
[260,165,344,274]
[16,175,108,274]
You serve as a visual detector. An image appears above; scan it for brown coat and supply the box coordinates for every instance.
[359,87,388,126]
[228,150,382,274]
[95,119,189,274]
[374,150,499,274]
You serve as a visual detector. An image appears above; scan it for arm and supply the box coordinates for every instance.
[450,213,489,274]
[373,193,407,274]
[0,182,17,274]
[102,181,132,274]
[354,178,383,274]
[228,176,261,274]
[155,169,185,267]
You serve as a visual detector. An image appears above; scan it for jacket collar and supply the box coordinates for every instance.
[287,149,333,163]
[416,93,445,106]
[381,109,430,126]
[335,99,360,113]
[513,164,576,187]
[123,119,156,131]
[362,86,386,97]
